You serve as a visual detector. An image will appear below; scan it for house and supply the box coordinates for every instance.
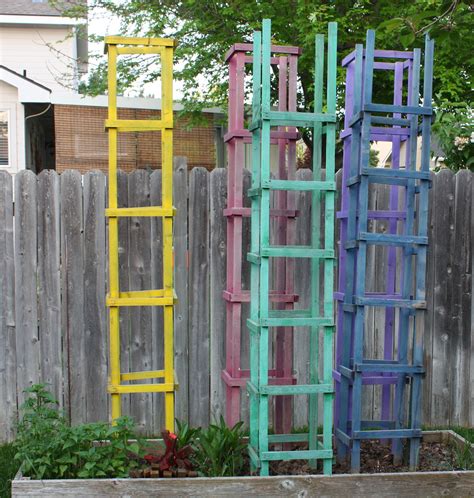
[0,0,222,175]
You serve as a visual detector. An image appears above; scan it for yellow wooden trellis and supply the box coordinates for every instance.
[105,36,177,431]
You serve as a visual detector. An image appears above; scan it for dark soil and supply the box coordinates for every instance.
[270,441,461,476]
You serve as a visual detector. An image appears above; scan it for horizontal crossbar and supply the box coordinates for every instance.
[106,207,175,217]
[261,449,332,461]
[261,246,334,259]
[106,290,176,307]
[116,46,162,55]
[358,232,428,246]
[353,429,422,440]
[223,207,298,218]
[105,36,176,47]
[354,296,426,309]
[121,369,165,381]
[247,381,332,396]
[221,369,296,387]
[258,110,336,126]
[354,362,425,374]
[108,383,176,394]
[247,317,333,328]
[361,167,431,181]
[364,103,432,116]
[222,290,298,303]
[105,119,172,131]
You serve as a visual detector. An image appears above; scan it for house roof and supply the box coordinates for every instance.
[0,65,52,102]
[0,0,84,17]
[0,65,51,92]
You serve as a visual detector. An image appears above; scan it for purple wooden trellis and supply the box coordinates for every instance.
[222,43,301,431]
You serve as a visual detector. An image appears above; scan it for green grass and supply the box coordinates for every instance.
[0,444,18,498]
[451,427,474,444]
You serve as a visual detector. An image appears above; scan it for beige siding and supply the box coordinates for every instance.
[0,26,76,94]
[0,81,25,174]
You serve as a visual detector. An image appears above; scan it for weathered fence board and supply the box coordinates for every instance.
[60,170,86,425]
[37,170,62,407]
[15,170,40,407]
[209,168,227,421]
[0,171,16,440]
[0,167,472,442]
[83,171,108,423]
[430,169,456,425]
[188,167,210,427]
[173,157,189,423]
[128,169,154,432]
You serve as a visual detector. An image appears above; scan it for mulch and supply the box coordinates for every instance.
[270,440,460,475]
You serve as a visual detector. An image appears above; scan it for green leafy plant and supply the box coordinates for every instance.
[14,384,143,479]
[175,419,201,451]
[194,416,246,477]
[432,101,474,171]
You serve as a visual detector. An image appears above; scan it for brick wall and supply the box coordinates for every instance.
[54,104,216,173]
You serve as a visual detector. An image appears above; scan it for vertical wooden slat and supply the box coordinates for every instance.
[128,169,153,433]
[83,170,108,422]
[210,168,227,421]
[60,170,85,425]
[117,169,130,419]
[37,170,62,406]
[150,169,164,431]
[450,170,472,425]
[240,168,252,425]
[188,167,210,427]
[0,171,16,441]
[430,169,455,425]
[173,157,189,423]
[422,171,436,425]
[15,170,39,407]
[293,167,312,428]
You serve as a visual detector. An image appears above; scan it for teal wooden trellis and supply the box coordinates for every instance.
[247,19,337,476]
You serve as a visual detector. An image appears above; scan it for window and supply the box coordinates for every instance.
[0,111,9,167]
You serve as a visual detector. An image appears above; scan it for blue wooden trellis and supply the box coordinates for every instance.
[335,30,434,472]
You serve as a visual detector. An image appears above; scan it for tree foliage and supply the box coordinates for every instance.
[65,0,473,169]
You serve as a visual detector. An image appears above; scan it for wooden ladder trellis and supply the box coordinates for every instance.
[335,30,434,472]
[247,19,337,476]
[105,36,177,430]
[222,41,301,432]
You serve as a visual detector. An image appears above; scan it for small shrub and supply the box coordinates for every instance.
[14,384,143,479]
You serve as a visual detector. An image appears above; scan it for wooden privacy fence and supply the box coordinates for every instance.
[0,162,472,442]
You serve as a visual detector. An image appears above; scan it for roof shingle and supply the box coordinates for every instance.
[0,0,85,17]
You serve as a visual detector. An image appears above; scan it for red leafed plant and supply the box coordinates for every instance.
[144,431,194,472]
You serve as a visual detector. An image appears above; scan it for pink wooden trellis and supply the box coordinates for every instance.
[222,43,301,431]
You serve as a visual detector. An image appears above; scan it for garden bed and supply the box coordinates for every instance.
[12,430,474,497]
